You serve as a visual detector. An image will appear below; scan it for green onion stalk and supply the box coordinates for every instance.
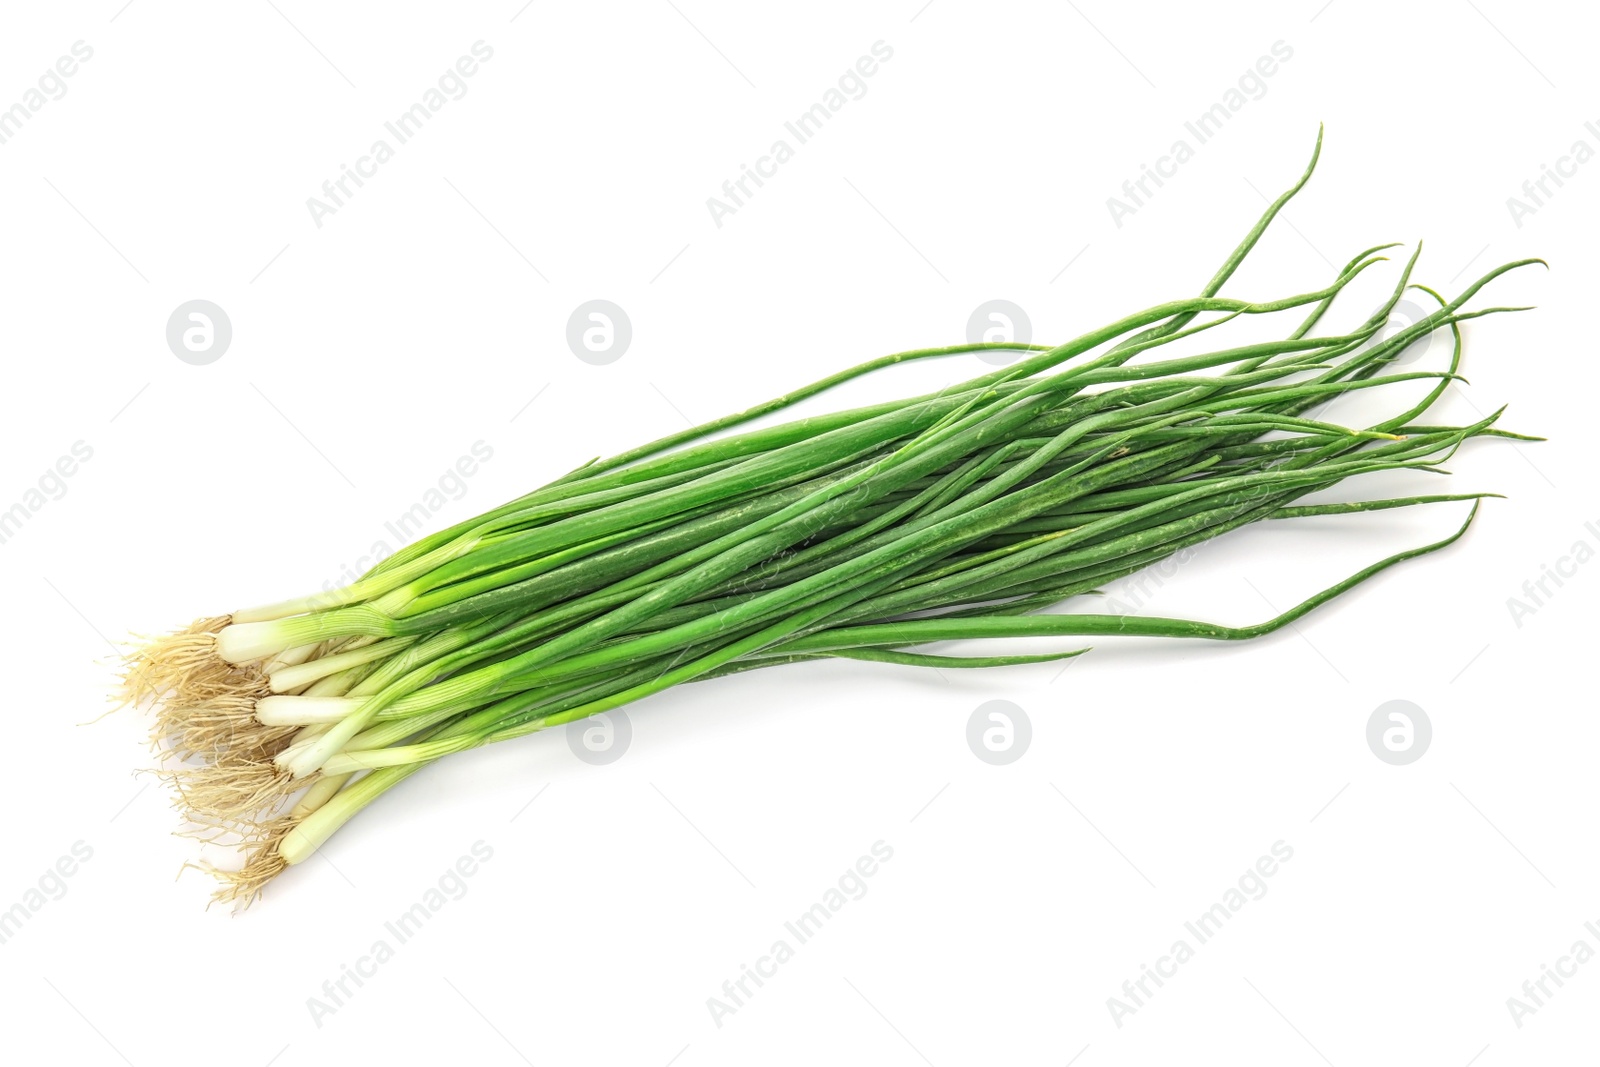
[120,128,1543,907]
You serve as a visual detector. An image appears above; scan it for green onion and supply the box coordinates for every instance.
[120,128,1543,907]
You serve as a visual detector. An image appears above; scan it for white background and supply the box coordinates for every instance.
[1,1,1595,1064]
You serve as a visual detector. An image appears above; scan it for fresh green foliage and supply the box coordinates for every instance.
[123,129,1542,906]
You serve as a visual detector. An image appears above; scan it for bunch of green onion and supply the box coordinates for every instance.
[122,132,1541,907]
